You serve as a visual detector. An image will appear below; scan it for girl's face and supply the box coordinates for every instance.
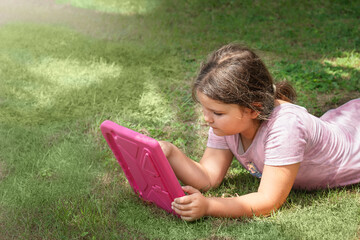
[197,92,259,138]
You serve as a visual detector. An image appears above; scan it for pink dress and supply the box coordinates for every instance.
[207,99,360,190]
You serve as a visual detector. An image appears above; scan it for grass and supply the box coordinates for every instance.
[0,0,359,239]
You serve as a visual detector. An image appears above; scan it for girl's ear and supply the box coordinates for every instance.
[250,102,262,119]
[243,107,260,119]
[249,109,260,119]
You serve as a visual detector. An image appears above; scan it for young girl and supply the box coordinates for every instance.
[160,43,360,221]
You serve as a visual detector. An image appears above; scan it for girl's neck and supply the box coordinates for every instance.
[240,119,261,151]
[241,100,288,151]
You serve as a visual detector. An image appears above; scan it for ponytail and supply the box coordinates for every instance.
[274,81,296,103]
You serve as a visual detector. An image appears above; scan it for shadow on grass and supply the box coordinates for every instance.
[272,59,360,115]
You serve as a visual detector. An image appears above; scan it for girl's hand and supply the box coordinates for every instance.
[171,186,209,221]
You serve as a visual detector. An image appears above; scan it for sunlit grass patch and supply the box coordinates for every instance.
[138,71,175,125]
[28,57,122,89]
[56,0,161,15]
[26,57,122,108]
[323,51,360,70]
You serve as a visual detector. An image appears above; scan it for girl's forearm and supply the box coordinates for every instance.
[204,164,298,218]
[166,143,212,191]
[206,192,280,218]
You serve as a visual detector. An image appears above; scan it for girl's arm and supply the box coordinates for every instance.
[159,141,233,191]
[171,163,300,221]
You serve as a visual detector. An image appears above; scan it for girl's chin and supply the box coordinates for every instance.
[212,128,226,136]
[213,128,236,136]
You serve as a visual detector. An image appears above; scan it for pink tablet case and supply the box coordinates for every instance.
[100,120,185,216]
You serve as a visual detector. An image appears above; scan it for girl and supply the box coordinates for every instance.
[160,43,360,221]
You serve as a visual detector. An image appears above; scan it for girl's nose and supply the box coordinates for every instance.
[204,112,214,123]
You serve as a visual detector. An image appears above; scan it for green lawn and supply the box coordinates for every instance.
[0,0,359,239]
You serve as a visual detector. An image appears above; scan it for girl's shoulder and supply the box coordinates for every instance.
[262,102,312,136]
[270,102,309,121]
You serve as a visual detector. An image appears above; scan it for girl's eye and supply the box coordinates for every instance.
[214,112,223,116]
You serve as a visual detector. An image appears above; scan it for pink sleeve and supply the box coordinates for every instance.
[206,127,230,149]
[264,113,307,166]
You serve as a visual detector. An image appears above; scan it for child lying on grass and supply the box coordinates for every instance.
[160,43,360,221]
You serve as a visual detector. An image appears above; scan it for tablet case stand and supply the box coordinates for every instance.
[100,120,185,216]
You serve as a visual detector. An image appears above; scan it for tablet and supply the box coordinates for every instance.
[100,120,185,216]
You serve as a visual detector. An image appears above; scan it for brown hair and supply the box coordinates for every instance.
[192,43,296,120]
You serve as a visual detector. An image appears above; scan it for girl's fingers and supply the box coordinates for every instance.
[172,200,195,215]
[173,195,192,204]
[174,206,199,222]
[172,201,191,211]
[172,205,192,216]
